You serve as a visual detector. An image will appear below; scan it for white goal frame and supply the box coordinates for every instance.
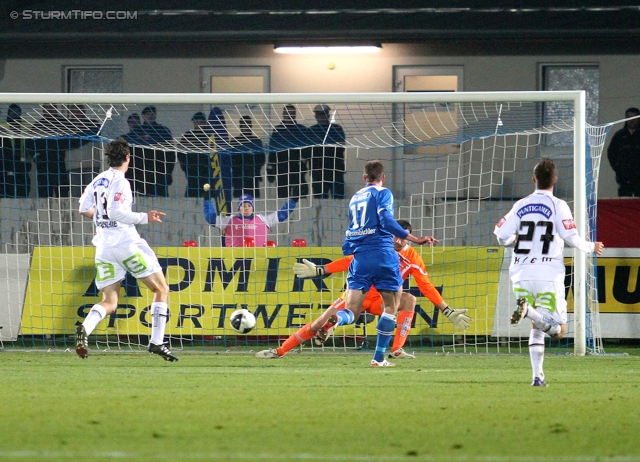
[0,90,589,355]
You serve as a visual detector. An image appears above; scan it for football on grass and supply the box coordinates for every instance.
[229,309,256,334]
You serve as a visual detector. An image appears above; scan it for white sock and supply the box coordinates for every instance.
[539,316,561,336]
[525,305,560,335]
[529,328,546,380]
[150,302,168,345]
[380,311,397,323]
[83,304,107,336]
[524,304,543,323]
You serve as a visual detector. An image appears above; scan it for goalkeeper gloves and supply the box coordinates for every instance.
[292,259,325,278]
[442,306,471,330]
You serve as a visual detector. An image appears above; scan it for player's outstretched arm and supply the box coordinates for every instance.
[593,241,604,255]
[378,209,439,247]
[293,259,326,278]
[203,199,217,225]
[147,210,166,223]
[442,306,472,330]
[277,198,298,222]
[564,233,605,256]
[109,203,151,225]
[407,234,438,247]
[293,256,352,278]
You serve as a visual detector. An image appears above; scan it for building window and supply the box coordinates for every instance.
[541,64,600,146]
[65,66,123,93]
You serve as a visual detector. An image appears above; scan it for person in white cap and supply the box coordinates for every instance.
[203,193,297,247]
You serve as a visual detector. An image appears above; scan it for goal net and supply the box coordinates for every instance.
[0,92,605,355]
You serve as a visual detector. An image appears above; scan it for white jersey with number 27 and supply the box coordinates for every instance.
[494,189,595,283]
[79,168,148,247]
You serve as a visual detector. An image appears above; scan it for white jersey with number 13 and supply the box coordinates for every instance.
[79,169,148,248]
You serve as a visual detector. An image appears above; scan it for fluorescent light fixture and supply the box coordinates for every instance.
[274,46,381,54]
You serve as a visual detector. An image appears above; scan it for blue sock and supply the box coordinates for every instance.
[373,313,396,362]
[335,309,355,327]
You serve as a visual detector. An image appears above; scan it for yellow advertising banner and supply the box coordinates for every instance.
[21,246,504,336]
[589,256,640,313]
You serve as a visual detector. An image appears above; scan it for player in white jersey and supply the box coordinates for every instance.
[494,158,603,386]
[76,138,177,361]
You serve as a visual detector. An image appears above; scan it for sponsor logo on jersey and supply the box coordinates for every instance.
[496,216,507,228]
[113,192,126,203]
[93,177,109,188]
[345,228,376,237]
[562,219,576,230]
[516,203,552,219]
[96,220,118,228]
[233,223,258,230]
[351,191,371,203]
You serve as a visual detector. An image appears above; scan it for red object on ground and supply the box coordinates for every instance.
[264,240,277,247]
[243,237,256,247]
[292,238,307,247]
[181,241,190,247]
[188,240,197,247]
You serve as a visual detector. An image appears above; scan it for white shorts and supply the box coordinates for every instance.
[512,280,567,325]
[94,238,162,290]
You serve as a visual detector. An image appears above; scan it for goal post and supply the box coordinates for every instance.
[0,91,599,356]
[573,90,588,356]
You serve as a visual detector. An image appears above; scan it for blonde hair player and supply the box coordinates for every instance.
[76,138,178,361]
[494,158,603,386]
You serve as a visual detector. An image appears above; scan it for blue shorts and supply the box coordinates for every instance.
[346,248,402,293]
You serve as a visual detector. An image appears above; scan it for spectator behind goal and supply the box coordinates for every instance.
[203,193,297,247]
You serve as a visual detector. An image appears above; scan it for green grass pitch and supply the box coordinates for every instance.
[0,348,639,461]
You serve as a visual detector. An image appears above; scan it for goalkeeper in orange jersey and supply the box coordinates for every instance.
[255,219,472,360]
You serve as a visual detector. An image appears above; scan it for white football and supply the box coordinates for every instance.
[229,309,256,334]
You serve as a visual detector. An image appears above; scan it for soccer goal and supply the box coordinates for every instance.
[0,91,604,356]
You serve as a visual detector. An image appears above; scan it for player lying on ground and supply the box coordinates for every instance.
[494,158,603,386]
[308,219,472,354]
[255,219,471,360]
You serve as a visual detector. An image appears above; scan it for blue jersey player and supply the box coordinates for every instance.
[337,160,436,366]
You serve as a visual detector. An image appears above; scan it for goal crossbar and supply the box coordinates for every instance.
[0,90,584,105]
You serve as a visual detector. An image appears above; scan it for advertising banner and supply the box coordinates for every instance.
[21,246,504,337]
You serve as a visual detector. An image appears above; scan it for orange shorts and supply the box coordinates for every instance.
[334,290,384,316]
